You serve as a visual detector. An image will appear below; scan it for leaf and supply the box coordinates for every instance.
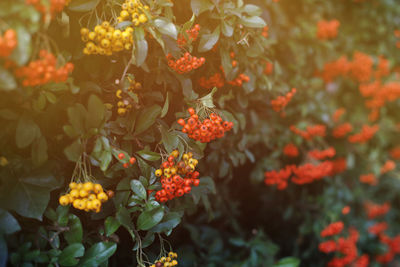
[116,206,135,231]
[198,87,217,108]
[134,28,148,67]
[0,66,17,91]
[198,26,220,52]
[87,94,105,129]
[59,244,84,267]
[154,18,178,39]
[191,0,214,15]
[64,139,83,162]
[44,91,57,104]
[273,257,301,267]
[64,215,83,244]
[150,212,181,233]
[243,4,262,16]
[68,0,100,12]
[0,109,18,120]
[0,209,20,235]
[239,16,266,28]
[161,92,169,118]
[99,150,112,172]
[134,105,162,135]
[78,242,117,267]
[137,206,164,231]
[11,26,31,65]
[221,20,234,37]
[160,130,179,153]
[130,180,147,200]
[136,150,161,161]
[31,136,48,166]
[104,217,120,237]
[16,116,39,148]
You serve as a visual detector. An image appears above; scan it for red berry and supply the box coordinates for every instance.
[118,153,125,159]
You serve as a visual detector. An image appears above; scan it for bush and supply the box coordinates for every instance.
[1,0,400,266]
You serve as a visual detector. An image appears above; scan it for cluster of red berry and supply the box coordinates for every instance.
[264,158,347,190]
[15,50,74,87]
[226,73,250,87]
[198,72,225,89]
[154,150,200,203]
[290,124,326,140]
[308,147,336,160]
[320,221,344,237]
[270,88,297,112]
[364,201,390,219]
[359,173,377,185]
[332,122,353,138]
[381,160,395,174]
[177,108,233,143]
[117,153,136,168]
[26,0,70,18]
[283,143,299,157]
[0,29,17,58]
[316,19,340,40]
[166,52,205,74]
[348,124,379,143]
[262,26,268,38]
[264,61,274,75]
[177,24,200,46]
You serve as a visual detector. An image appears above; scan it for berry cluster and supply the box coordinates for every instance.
[290,124,326,140]
[364,201,390,219]
[177,108,233,143]
[59,182,113,213]
[308,147,336,160]
[270,88,296,112]
[166,52,205,74]
[26,0,71,18]
[283,143,299,157]
[380,159,395,174]
[0,29,17,58]
[320,221,344,237]
[390,146,400,159]
[316,19,340,40]
[117,0,149,26]
[177,24,200,46]
[348,124,379,143]
[359,173,377,185]
[262,26,268,38]
[150,252,178,267]
[264,158,347,190]
[154,150,200,203]
[80,21,133,55]
[115,76,142,116]
[198,72,225,89]
[15,50,74,87]
[332,122,353,138]
[264,61,273,75]
[332,108,346,122]
[117,152,136,168]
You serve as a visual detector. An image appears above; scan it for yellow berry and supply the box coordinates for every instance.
[88,31,96,40]
[97,192,108,202]
[120,10,129,19]
[59,195,69,206]
[79,189,89,198]
[138,14,147,23]
[118,108,127,115]
[94,25,102,33]
[101,21,110,28]
[126,27,134,33]
[101,38,111,48]
[69,182,78,189]
[70,189,79,198]
[93,183,103,194]
[83,182,94,192]
[88,193,97,200]
[155,169,163,177]
[92,199,101,209]
[171,150,179,158]
[72,199,80,209]
[124,43,132,50]
[116,89,123,98]
[80,27,89,36]
[113,30,122,39]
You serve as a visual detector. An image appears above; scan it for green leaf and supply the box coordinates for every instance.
[137,206,164,231]
[0,66,17,91]
[161,92,169,118]
[160,129,179,153]
[44,91,57,104]
[134,105,162,135]
[78,242,117,267]
[104,217,121,237]
[154,18,178,39]
[64,215,83,244]
[134,28,148,67]
[59,244,84,267]
[136,150,161,161]
[68,0,100,12]
[198,26,220,52]
[243,4,262,16]
[64,139,83,162]
[31,136,48,166]
[198,87,217,108]
[239,16,266,28]
[116,206,135,231]
[150,212,181,233]
[130,180,147,200]
[273,257,301,267]
[11,26,31,65]
[191,0,214,15]
[221,20,234,37]
[0,209,20,235]
[16,116,39,148]
[87,94,105,129]
[99,150,112,172]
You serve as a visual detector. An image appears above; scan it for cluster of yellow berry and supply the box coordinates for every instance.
[80,21,134,55]
[58,182,113,213]
[150,252,178,267]
[117,0,150,26]
[116,76,142,115]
